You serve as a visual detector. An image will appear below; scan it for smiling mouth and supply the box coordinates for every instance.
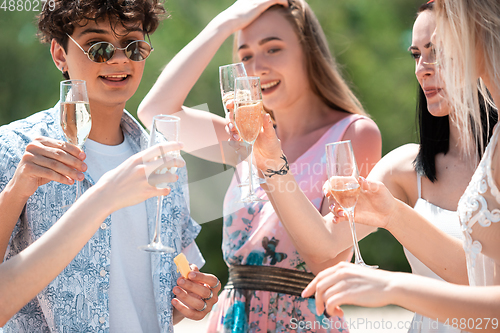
[261,80,280,91]
[100,74,129,82]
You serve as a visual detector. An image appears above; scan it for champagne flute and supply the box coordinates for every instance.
[234,76,265,203]
[219,63,247,116]
[60,80,92,201]
[325,141,377,268]
[219,63,259,187]
[139,115,180,253]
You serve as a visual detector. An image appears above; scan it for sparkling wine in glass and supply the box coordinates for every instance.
[234,76,265,203]
[219,63,261,187]
[60,80,92,201]
[139,115,180,253]
[219,63,247,116]
[325,140,377,268]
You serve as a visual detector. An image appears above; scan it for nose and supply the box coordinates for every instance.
[107,45,130,65]
[248,53,270,77]
[415,56,434,81]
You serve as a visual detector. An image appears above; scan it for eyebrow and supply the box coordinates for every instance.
[238,36,283,51]
[77,27,144,38]
[408,42,433,52]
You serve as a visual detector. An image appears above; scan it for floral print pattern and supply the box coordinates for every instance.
[207,115,368,332]
[0,104,201,333]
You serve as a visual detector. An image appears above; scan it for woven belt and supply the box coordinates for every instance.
[225,265,314,297]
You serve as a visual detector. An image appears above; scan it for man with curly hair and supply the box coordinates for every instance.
[0,1,220,332]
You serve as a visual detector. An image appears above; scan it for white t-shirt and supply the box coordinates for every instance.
[84,137,204,333]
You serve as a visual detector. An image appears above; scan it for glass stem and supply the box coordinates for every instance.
[76,180,81,199]
[347,209,365,265]
[152,196,163,244]
[248,144,255,196]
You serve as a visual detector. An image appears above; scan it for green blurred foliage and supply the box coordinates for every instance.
[0,0,427,285]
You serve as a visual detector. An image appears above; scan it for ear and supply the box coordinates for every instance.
[51,38,67,73]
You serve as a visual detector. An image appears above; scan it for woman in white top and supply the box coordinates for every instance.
[364,2,495,332]
[302,0,500,330]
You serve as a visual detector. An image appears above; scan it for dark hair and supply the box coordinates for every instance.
[413,1,497,181]
[38,0,166,79]
[418,1,434,13]
[414,84,497,182]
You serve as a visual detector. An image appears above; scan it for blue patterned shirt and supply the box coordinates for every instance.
[0,104,201,333]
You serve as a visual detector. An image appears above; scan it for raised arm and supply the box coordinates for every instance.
[0,143,183,326]
[353,159,468,284]
[0,137,87,261]
[138,0,288,165]
[253,115,381,275]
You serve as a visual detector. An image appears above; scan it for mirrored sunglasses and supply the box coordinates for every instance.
[66,33,153,63]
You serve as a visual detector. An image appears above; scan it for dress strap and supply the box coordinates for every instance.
[417,173,422,199]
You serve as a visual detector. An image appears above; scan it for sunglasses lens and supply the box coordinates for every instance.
[88,43,115,63]
[125,41,151,61]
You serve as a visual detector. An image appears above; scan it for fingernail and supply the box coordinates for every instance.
[77,172,84,181]
[178,279,185,285]
[79,152,86,159]
[232,134,239,140]
[81,163,87,171]
[338,211,345,217]
[188,272,196,279]
[228,123,234,130]
[173,287,179,295]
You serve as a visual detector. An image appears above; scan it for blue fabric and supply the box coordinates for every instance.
[0,103,201,333]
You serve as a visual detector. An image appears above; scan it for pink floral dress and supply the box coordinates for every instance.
[207,114,368,333]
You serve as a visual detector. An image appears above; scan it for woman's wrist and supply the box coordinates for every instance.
[262,153,289,178]
[387,272,413,306]
[384,199,407,232]
[208,11,242,39]
[80,182,116,217]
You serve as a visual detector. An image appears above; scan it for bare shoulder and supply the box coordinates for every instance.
[343,117,381,142]
[368,143,419,205]
[342,117,382,177]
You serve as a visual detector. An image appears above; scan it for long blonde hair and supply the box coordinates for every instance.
[233,0,367,117]
[435,0,500,161]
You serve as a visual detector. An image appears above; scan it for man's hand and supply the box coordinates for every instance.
[172,264,221,322]
[10,136,87,199]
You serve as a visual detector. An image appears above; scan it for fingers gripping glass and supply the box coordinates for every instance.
[66,33,153,63]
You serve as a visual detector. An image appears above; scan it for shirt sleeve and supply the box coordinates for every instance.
[181,241,205,269]
[172,164,202,250]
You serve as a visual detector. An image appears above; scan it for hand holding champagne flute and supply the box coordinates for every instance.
[60,79,92,201]
[325,140,377,268]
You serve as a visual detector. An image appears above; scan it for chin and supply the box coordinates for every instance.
[427,104,451,118]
